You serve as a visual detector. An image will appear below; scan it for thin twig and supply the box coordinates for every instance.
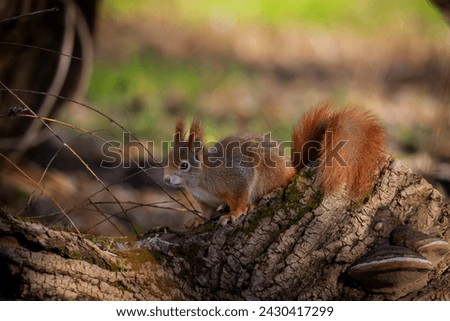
[0,81,139,235]
[0,7,59,25]
[87,202,191,231]
[0,41,82,60]
[0,152,80,235]
[1,88,199,215]
[90,200,179,206]
[33,130,125,235]
[9,112,205,230]
[85,198,124,234]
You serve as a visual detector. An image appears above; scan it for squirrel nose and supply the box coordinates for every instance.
[163,176,171,184]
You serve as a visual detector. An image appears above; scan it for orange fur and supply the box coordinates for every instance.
[292,104,386,198]
[165,104,386,227]
[292,103,334,171]
[175,117,185,143]
[188,117,203,153]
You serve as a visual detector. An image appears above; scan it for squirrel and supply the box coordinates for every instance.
[163,103,386,226]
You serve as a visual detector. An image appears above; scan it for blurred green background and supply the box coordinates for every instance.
[104,0,444,33]
[71,0,448,159]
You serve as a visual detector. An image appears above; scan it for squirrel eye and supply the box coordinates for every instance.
[179,161,189,171]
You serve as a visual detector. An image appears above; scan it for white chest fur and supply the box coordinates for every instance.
[189,186,224,207]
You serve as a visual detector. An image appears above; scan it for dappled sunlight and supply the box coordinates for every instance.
[1,1,449,235]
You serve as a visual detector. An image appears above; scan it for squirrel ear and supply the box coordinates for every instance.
[188,117,203,154]
[174,117,185,145]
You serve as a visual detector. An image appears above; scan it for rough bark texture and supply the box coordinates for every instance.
[1,157,449,300]
[1,0,449,302]
[0,214,185,300]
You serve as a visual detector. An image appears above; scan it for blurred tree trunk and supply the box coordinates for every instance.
[1,158,449,300]
[0,0,97,154]
[432,0,450,23]
[1,0,450,301]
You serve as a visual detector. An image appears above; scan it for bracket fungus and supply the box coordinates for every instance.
[348,245,433,294]
[390,225,449,266]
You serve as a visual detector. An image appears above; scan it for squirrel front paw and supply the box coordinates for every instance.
[184,216,208,228]
[218,213,236,225]
[218,205,255,226]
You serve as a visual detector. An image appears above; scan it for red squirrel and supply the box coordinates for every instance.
[164,103,386,226]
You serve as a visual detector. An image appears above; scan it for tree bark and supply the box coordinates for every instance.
[1,0,450,301]
[0,0,96,153]
[431,0,450,24]
[1,157,449,300]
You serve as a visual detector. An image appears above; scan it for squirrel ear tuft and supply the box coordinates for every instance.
[188,117,204,153]
[175,117,186,144]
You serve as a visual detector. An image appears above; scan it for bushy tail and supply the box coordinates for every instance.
[292,104,386,199]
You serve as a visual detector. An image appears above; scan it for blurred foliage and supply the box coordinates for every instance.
[86,52,261,142]
[80,0,448,154]
[104,0,445,35]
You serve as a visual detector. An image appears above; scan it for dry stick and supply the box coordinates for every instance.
[35,158,182,222]
[0,7,59,25]
[11,123,176,228]
[81,200,187,229]
[87,203,189,231]
[0,82,140,235]
[34,130,125,235]
[3,88,200,217]
[40,170,184,224]
[0,152,80,235]
[14,191,40,218]
[37,130,95,185]
[78,203,183,214]
[14,131,80,216]
[15,113,200,216]
[78,201,187,231]
[12,113,208,230]
[91,200,179,207]
[82,199,125,234]
[0,41,82,60]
